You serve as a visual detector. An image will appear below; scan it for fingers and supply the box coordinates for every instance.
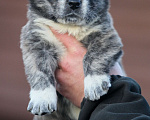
[55,68,65,93]
[55,68,71,94]
[50,27,87,72]
[50,27,85,53]
[55,69,70,85]
[55,69,65,84]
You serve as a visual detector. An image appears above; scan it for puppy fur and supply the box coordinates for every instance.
[20,0,123,119]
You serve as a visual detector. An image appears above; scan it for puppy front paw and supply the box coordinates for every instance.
[84,75,111,101]
[27,86,57,115]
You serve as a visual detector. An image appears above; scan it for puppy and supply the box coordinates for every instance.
[20,0,123,119]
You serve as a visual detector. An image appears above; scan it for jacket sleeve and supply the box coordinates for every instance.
[78,75,150,120]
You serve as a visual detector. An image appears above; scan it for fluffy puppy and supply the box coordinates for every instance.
[20,0,123,119]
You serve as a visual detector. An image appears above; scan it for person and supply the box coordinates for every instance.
[52,29,150,120]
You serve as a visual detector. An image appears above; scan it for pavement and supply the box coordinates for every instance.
[0,0,150,120]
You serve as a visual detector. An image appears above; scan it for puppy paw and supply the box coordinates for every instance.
[27,86,57,115]
[84,75,111,101]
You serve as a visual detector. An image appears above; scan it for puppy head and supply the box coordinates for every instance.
[29,0,109,25]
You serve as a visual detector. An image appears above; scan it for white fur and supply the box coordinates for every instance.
[30,86,57,104]
[84,74,111,101]
[34,18,100,41]
[33,21,67,57]
[33,18,101,59]
[57,0,66,16]
[29,86,57,115]
[82,0,89,17]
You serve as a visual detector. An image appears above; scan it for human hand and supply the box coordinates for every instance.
[51,28,86,108]
[51,28,125,108]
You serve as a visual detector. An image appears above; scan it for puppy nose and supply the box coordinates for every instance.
[68,0,81,10]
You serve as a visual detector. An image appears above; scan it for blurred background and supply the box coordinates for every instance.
[0,0,150,120]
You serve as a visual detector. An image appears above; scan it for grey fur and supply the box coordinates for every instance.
[20,0,123,119]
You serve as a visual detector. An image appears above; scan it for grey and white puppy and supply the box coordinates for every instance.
[20,0,123,119]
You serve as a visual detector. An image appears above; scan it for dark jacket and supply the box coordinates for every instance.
[79,75,150,120]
